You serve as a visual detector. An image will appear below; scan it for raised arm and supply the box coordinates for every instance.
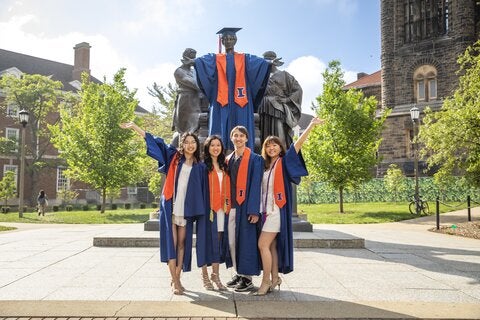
[120,121,146,138]
[294,117,325,153]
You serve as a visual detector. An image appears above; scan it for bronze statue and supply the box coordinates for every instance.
[258,51,302,147]
[171,48,208,147]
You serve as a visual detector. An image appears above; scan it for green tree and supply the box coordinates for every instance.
[0,73,63,205]
[56,187,79,207]
[0,171,16,208]
[302,60,388,213]
[384,164,407,202]
[420,41,480,189]
[50,69,144,213]
[138,82,177,200]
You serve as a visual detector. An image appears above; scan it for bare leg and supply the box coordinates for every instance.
[169,223,182,294]
[257,231,277,294]
[270,237,279,281]
[175,225,186,290]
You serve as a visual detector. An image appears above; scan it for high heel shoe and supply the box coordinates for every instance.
[211,273,227,291]
[202,273,214,290]
[171,279,184,295]
[270,277,282,291]
[171,278,185,291]
[253,280,272,296]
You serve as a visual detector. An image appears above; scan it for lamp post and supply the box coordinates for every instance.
[410,106,420,214]
[18,109,29,218]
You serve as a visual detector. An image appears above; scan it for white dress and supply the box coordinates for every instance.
[172,163,192,227]
[261,169,281,233]
[215,168,226,232]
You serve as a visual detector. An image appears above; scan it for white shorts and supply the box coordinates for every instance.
[262,212,280,233]
[172,214,187,227]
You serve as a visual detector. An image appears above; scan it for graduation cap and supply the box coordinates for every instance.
[216,27,242,37]
[216,27,242,53]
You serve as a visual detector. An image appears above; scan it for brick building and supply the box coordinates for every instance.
[0,43,149,207]
[346,0,480,177]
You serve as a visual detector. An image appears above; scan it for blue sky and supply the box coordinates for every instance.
[0,0,380,115]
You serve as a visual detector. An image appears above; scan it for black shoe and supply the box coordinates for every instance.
[226,274,241,288]
[234,277,254,292]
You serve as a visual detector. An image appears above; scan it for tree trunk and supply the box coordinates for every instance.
[101,188,106,213]
[339,186,344,213]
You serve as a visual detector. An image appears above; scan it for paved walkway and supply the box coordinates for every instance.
[0,209,479,319]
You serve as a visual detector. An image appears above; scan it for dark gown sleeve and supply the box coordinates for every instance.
[245,54,271,110]
[144,132,177,174]
[194,53,217,103]
[246,153,264,216]
[283,144,308,184]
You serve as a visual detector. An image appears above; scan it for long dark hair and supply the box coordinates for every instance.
[203,135,227,172]
[176,132,201,163]
[261,136,286,170]
[38,190,45,198]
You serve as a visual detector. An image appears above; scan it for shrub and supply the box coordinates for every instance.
[66,205,73,211]
[53,205,59,212]
[82,205,89,211]
[151,203,158,208]
[140,203,146,209]
[124,203,131,209]
[1,206,10,213]
[111,203,117,210]
[96,204,102,211]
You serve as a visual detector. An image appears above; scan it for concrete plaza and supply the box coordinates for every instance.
[0,208,479,319]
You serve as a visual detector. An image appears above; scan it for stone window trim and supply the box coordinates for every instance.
[56,166,70,192]
[5,127,19,152]
[3,164,18,188]
[412,64,439,103]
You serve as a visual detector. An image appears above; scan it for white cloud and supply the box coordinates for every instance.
[122,0,206,36]
[285,56,359,115]
[0,13,170,112]
[126,62,177,110]
[286,56,327,115]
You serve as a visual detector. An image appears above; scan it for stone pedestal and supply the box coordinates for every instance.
[144,210,159,231]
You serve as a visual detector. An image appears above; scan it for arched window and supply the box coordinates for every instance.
[413,65,438,102]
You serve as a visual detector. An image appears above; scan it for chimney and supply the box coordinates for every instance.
[357,72,368,80]
[72,42,91,81]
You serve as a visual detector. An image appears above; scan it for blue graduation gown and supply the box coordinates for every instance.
[202,168,226,266]
[225,151,264,275]
[276,145,308,274]
[144,133,209,271]
[195,53,271,150]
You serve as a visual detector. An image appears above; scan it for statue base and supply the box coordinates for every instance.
[291,215,313,232]
[144,215,313,232]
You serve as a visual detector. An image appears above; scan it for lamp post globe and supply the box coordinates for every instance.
[18,109,29,218]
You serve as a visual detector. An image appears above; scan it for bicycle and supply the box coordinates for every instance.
[409,195,430,215]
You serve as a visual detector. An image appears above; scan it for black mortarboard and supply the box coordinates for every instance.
[216,27,242,37]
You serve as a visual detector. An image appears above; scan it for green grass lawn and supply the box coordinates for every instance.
[0,202,467,224]
[0,225,16,232]
[0,208,153,224]
[298,201,467,224]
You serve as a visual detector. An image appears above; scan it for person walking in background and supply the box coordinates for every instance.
[225,125,264,292]
[120,122,209,295]
[37,190,48,216]
[254,117,324,296]
[200,135,230,291]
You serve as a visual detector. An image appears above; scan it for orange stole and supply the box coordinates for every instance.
[163,155,179,200]
[208,169,231,214]
[215,53,248,107]
[273,159,286,208]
